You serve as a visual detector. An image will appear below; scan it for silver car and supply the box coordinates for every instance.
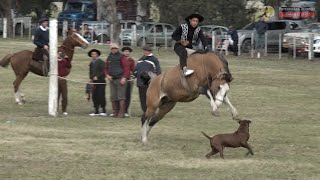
[121,22,176,46]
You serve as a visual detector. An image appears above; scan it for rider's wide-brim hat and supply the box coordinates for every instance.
[88,49,101,57]
[38,17,49,23]
[185,14,204,22]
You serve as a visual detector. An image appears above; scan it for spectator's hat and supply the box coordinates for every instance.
[110,43,119,49]
[121,46,133,52]
[185,13,204,22]
[38,17,49,24]
[88,49,101,57]
[142,45,153,52]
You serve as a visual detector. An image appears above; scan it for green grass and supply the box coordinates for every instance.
[0,38,320,180]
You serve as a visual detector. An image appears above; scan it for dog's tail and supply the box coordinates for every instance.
[201,131,211,139]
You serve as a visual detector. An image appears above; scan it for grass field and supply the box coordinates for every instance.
[0,38,319,180]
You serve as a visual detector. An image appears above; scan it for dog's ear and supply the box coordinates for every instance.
[238,120,242,124]
[247,120,252,124]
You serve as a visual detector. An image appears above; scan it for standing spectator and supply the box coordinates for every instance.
[58,49,71,115]
[255,16,268,58]
[88,49,107,116]
[82,24,96,43]
[105,43,129,118]
[121,47,135,117]
[227,25,239,56]
[134,45,161,114]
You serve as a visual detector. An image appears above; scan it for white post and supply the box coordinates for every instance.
[211,31,215,51]
[164,28,168,50]
[293,36,296,59]
[153,26,156,49]
[251,32,254,58]
[120,29,123,46]
[142,26,145,46]
[28,18,32,39]
[3,18,7,38]
[100,23,103,44]
[279,33,282,59]
[63,20,68,40]
[237,36,241,56]
[20,20,23,38]
[48,18,58,117]
[264,32,268,56]
[132,25,137,46]
[308,33,314,60]
[72,22,75,29]
[110,24,114,43]
[13,19,16,39]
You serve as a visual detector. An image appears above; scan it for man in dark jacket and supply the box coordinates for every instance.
[88,49,107,116]
[133,45,161,113]
[33,17,49,61]
[227,25,239,56]
[172,13,208,76]
[105,43,129,118]
[255,16,268,58]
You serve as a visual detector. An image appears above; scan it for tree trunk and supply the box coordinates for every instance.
[0,0,13,37]
[99,0,121,44]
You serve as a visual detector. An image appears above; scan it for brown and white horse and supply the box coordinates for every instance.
[0,30,89,104]
[141,51,238,144]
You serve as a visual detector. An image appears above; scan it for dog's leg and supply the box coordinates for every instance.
[215,145,224,159]
[242,142,254,156]
[206,147,219,159]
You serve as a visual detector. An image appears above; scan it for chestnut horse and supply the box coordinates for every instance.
[0,30,89,104]
[141,51,238,144]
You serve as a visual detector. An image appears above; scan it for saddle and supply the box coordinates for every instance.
[30,48,49,76]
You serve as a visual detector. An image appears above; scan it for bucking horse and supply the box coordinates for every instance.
[141,51,238,144]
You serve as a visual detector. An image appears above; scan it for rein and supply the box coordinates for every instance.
[61,44,74,51]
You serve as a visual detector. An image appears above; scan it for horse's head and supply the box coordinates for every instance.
[65,29,89,49]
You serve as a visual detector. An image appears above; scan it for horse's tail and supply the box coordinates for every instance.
[201,131,212,140]
[0,54,12,67]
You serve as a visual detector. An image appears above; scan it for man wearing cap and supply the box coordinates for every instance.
[88,49,107,116]
[121,47,135,117]
[33,17,49,62]
[105,43,130,118]
[134,45,161,113]
[172,13,208,76]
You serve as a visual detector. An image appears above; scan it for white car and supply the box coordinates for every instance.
[305,35,320,54]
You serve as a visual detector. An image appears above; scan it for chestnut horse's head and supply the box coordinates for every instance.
[65,29,89,49]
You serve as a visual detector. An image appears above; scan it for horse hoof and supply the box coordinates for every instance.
[211,111,220,117]
[17,102,23,105]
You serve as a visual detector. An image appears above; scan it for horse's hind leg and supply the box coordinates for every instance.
[13,73,28,105]
[149,101,176,127]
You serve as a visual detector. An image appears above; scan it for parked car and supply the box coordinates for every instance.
[200,25,229,49]
[121,22,175,46]
[305,35,320,55]
[282,22,320,55]
[237,20,302,53]
[58,0,96,29]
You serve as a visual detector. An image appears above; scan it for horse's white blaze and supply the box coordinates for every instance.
[207,89,218,112]
[223,95,238,117]
[215,83,229,106]
[75,33,89,45]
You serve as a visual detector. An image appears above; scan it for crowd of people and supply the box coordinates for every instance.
[58,43,161,118]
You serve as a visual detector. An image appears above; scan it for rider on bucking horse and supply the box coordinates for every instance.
[172,13,208,76]
[33,17,49,62]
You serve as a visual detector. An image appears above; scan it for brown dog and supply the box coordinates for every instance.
[202,119,254,159]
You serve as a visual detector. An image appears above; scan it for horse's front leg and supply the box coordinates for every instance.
[223,95,238,118]
[206,89,220,116]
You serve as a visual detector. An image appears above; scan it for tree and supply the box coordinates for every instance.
[0,0,13,37]
[97,0,121,43]
[152,0,254,29]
